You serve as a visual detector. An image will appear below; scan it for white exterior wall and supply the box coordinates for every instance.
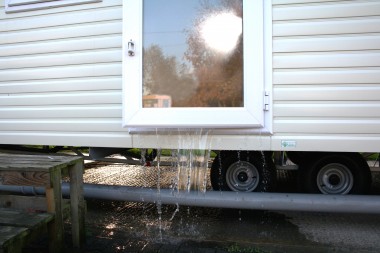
[271,0,380,152]
[0,0,380,152]
[0,0,132,148]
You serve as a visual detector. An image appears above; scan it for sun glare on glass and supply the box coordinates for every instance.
[200,12,242,54]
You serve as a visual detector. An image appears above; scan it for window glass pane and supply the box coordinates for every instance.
[143,0,243,108]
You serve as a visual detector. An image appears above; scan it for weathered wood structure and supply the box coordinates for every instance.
[0,153,85,252]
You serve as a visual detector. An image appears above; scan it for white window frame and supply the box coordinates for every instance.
[5,0,101,13]
[123,0,272,131]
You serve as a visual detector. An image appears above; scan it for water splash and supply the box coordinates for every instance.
[156,148,163,241]
[260,151,269,192]
[148,128,212,240]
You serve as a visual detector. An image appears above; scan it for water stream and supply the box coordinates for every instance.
[147,129,212,240]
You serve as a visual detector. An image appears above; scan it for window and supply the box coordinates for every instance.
[5,0,101,13]
[123,0,272,130]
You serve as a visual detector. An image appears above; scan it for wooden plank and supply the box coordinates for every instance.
[0,171,50,187]
[0,153,82,164]
[68,161,85,248]
[0,195,72,219]
[0,195,47,211]
[0,226,27,253]
[0,208,53,228]
[0,154,82,174]
[46,168,63,252]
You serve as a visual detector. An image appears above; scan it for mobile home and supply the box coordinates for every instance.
[1,0,380,195]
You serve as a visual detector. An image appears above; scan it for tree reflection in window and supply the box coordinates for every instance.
[143,0,243,108]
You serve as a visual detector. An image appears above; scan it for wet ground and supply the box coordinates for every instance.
[25,161,380,253]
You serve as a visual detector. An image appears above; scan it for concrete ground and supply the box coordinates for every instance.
[26,161,380,253]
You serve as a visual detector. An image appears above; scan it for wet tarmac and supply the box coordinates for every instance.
[26,161,380,253]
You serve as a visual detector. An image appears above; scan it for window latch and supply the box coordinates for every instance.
[128,40,135,57]
[264,91,270,111]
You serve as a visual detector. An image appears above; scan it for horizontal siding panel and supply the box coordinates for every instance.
[273,1,380,21]
[274,119,380,134]
[0,35,122,57]
[274,52,380,69]
[0,119,124,132]
[1,49,121,70]
[0,8,121,32]
[0,78,121,93]
[274,69,380,84]
[0,105,122,118]
[0,63,121,82]
[274,86,380,101]
[274,103,380,117]
[273,35,380,53]
[2,22,122,45]
[0,92,121,106]
[0,131,132,148]
[273,18,380,37]
[271,135,380,153]
[0,0,121,20]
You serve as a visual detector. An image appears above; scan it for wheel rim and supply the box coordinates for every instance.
[226,161,259,192]
[317,163,354,194]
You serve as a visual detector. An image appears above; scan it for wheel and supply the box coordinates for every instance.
[210,151,276,192]
[299,153,372,194]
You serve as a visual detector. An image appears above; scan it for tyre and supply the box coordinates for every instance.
[210,151,276,192]
[299,153,372,194]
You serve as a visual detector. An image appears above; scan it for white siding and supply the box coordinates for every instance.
[0,0,131,148]
[1,0,380,152]
[272,0,380,152]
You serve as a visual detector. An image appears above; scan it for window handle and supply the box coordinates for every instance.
[128,40,135,56]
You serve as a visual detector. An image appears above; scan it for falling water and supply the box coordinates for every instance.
[156,148,163,240]
[260,151,269,193]
[175,129,211,193]
[147,129,211,232]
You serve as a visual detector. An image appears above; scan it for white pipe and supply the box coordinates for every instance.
[1,183,380,214]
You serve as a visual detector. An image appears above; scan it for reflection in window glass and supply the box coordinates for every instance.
[143,0,243,108]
